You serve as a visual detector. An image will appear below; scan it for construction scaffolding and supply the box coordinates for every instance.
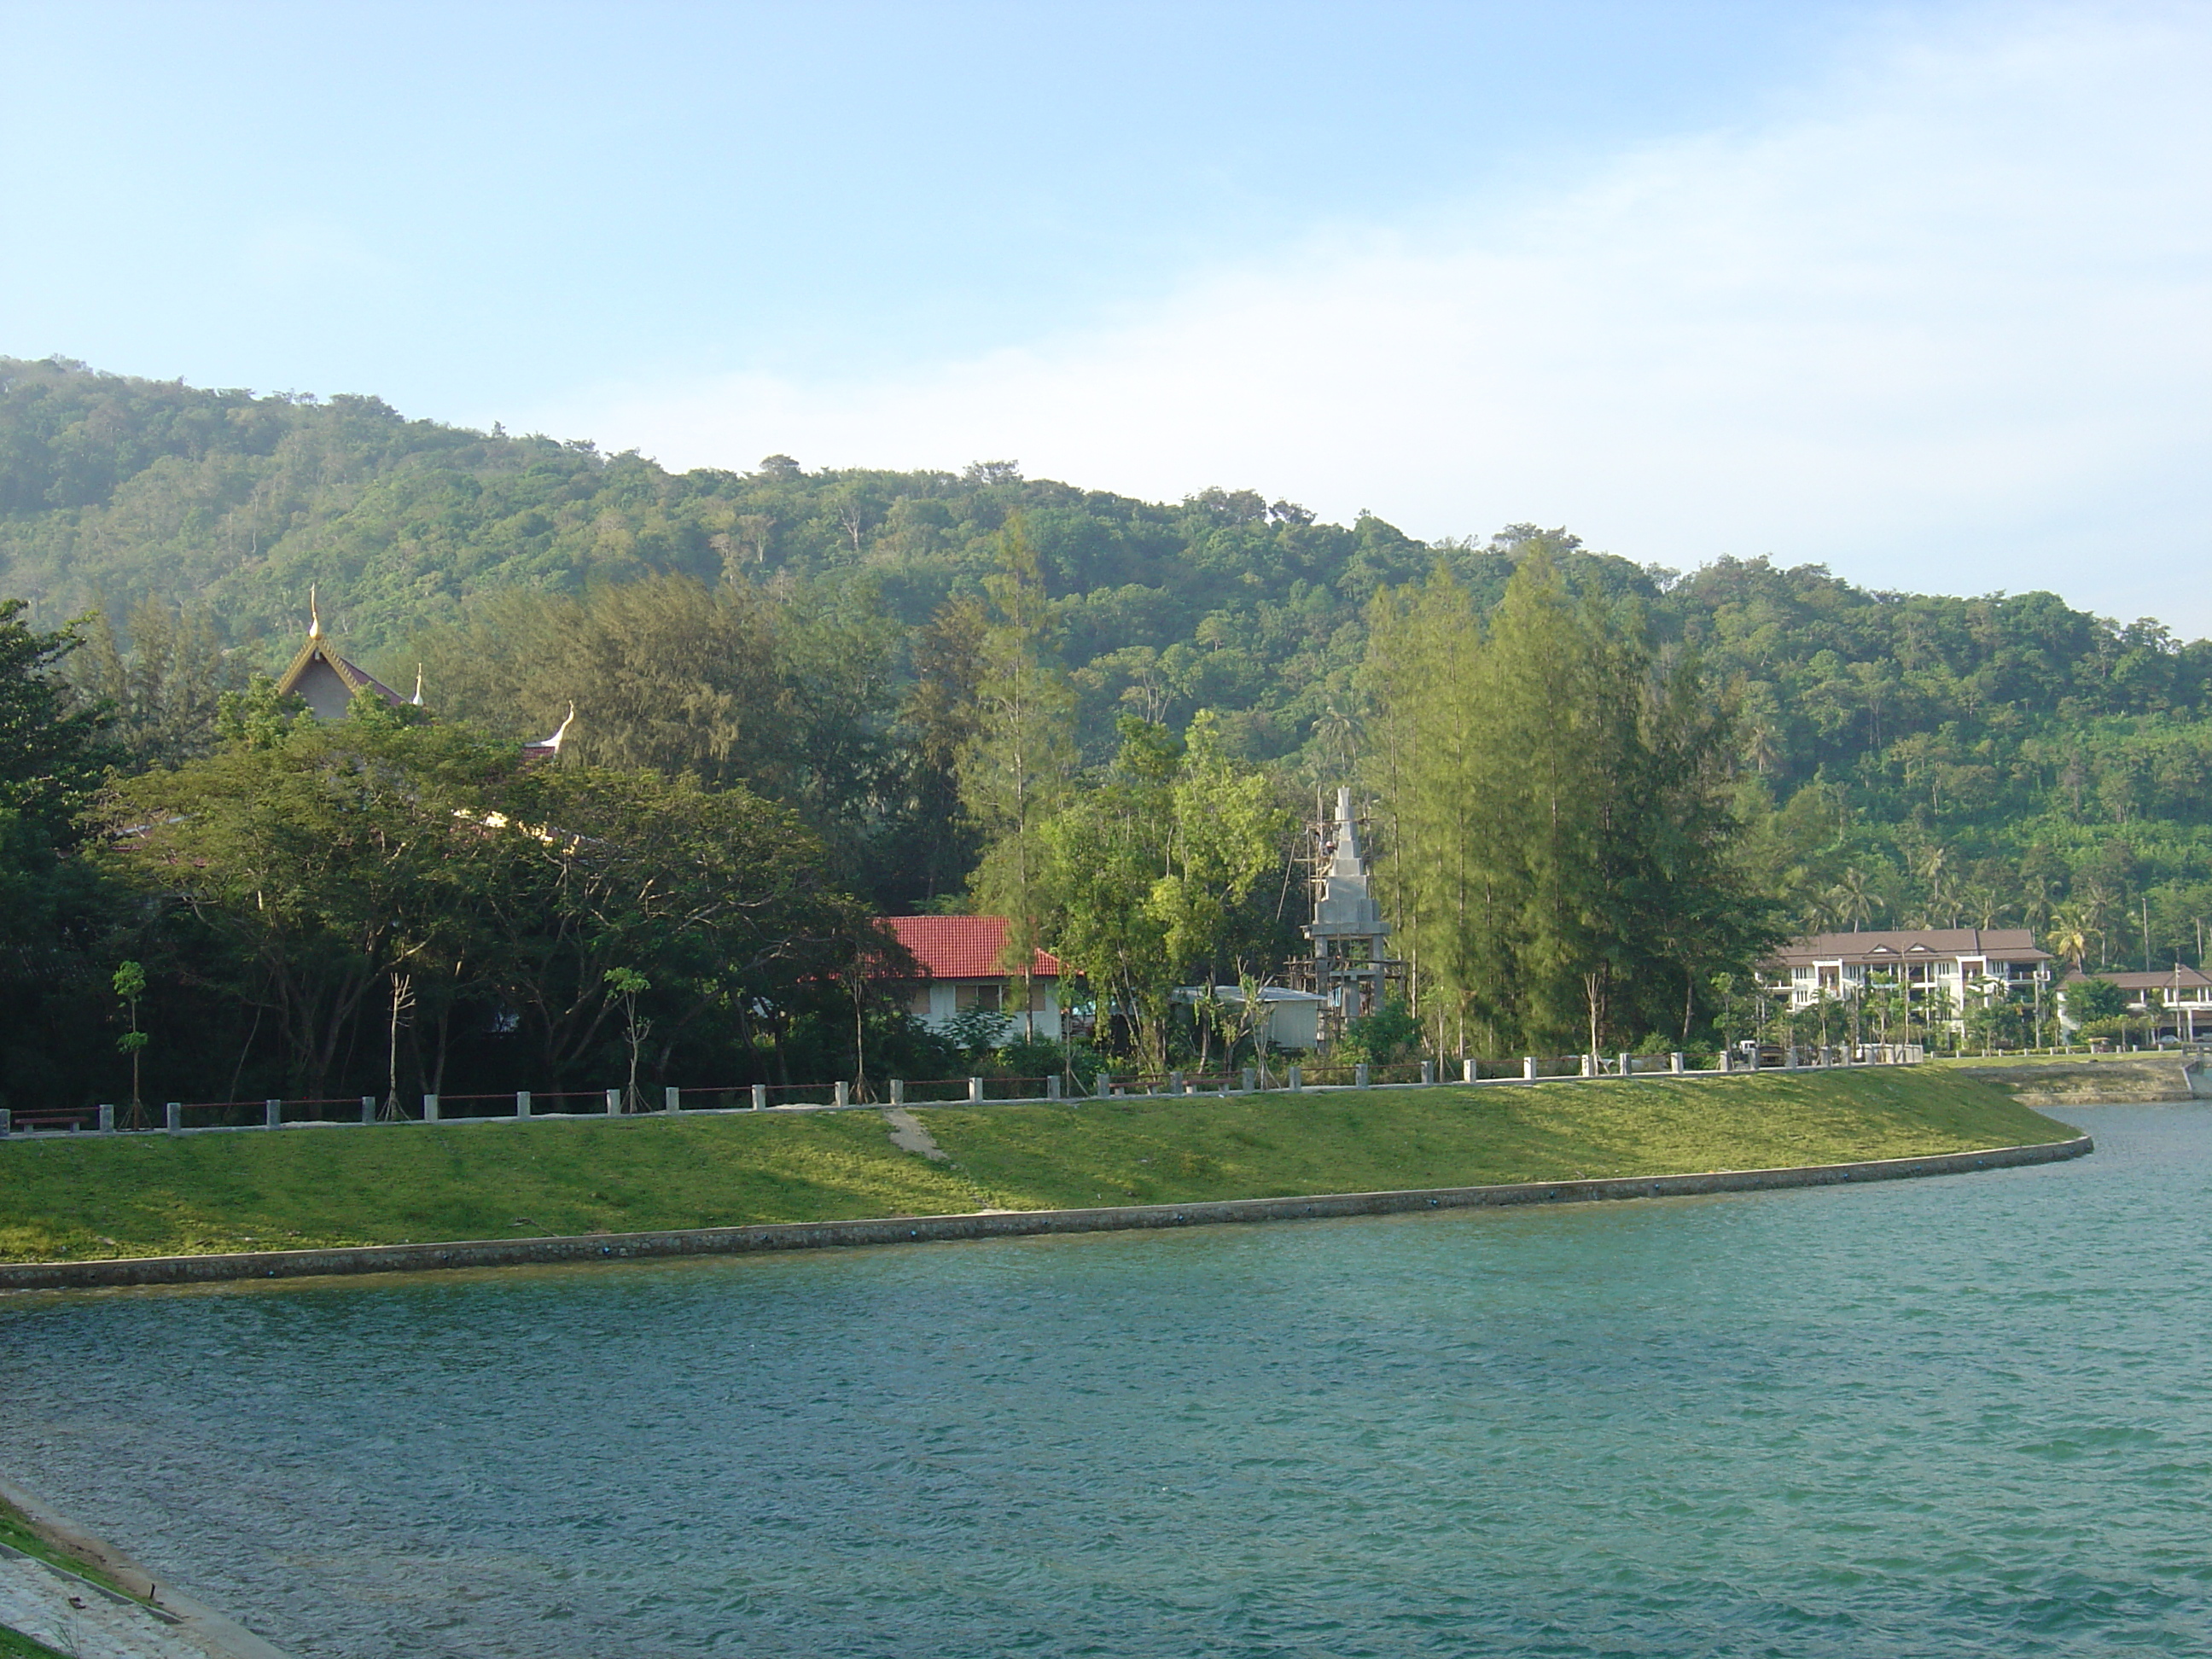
[1291,787,1406,1048]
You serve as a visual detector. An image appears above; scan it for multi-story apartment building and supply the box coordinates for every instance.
[1764,928,2053,1033]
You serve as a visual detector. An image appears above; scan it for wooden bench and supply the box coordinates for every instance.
[7,1109,100,1133]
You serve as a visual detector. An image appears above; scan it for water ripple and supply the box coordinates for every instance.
[0,1104,2207,1656]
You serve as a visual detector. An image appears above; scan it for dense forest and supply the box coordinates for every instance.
[4,355,2211,1108]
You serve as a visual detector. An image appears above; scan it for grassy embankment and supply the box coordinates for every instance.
[0,1070,2075,1264]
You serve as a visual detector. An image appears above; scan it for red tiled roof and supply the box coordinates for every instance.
[879,916,1060,980]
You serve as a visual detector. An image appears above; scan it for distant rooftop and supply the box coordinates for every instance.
[879,915,1061,980]
[1769,928,2052,967]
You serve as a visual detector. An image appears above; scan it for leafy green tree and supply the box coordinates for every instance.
[1039,713,1292,1072]
[2066,976,2126,1023]
[0,599,125,1111]
[108,692,871,1097]
[109,693,518,1097]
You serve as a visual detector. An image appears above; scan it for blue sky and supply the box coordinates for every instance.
[5,1,2209,632]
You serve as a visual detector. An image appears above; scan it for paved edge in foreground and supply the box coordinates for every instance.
[0,1476,298,1659]
[0,1134,2092,1293]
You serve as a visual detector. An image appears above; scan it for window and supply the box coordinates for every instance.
[957,982,1003,1013]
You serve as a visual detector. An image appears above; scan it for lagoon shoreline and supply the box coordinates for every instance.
[0,1132,2093,1294]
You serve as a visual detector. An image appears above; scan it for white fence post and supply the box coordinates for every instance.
[1420,1059,1436,1085]
[889,1079,905,1105]
[166,1102,183,1134]
[1242,1067,1257,1092]
[1046,1074,1062,1100]
[605,1088,622,1115]
[265,1098,282,1130]
[834,1081,850,1107]
[1287,1064,1302,1091]
[1354,1063,1371,1088]
[1523,1057,1538,1080]
[97,1103,114,1133]
[515,1091,529,1120]
[1619,1051,1633,1079]
[1463,1058,1477,1083]
[666,1086,681,1113]
[752,1083,768,1109]
[968,1076,985,1103]
[1670,1052,1685,1074]
[359,1096,375,1124]
[425,1093,441,1121]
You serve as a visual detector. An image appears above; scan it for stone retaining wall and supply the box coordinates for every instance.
[0,1135,2093,1294]
[1954,1058,2199,1105]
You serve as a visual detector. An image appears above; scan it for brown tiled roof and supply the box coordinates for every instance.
[879,916,1061,980]
[2060,966,2212,991]
[1768,928,2052,968]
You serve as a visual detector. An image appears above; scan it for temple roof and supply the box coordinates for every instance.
[274,597,407,720]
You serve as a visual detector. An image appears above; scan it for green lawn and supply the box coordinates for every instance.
[0,1071,2073,1264]
[0,1626,70,1659]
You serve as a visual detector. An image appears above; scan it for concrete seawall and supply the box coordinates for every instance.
[1954,1058,2205,1105]
[0,1134,2093,1293]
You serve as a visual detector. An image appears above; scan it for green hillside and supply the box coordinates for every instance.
[8,353,2210,955]
[5,354,2212,1113]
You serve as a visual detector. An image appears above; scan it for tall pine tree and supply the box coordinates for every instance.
[1365,554,1778,1056]
[961,518,1076,1033]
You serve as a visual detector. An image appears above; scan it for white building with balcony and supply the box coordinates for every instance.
[1764,928,2053,1032]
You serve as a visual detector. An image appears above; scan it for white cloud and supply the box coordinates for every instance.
[533,3,2212,632]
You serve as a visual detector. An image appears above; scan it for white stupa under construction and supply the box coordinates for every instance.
[1305,787,1396,1035]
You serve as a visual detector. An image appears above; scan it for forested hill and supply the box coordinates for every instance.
[8,354,2212,958]
[0,354,1437,762]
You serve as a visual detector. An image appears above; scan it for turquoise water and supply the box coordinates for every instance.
[1,1104,2206,1657]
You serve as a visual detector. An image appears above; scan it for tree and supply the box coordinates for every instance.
[0,599,127,1115]
[1039,713,1291,1073]
[113,959,148,1125]
[108,693,869,1097]
[109,693,517,1097]
[963,518,1076,1034]
[882,597,987,907]
[2066,976,2126,1024]
[1364,555,1782,1056]
[605,968,651,1111]
[2046,907,2092,974]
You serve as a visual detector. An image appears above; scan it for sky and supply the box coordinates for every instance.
[3,0,2209,632]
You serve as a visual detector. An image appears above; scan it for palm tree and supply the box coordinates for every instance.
[1830,867,1880,932]
[2046,907,2091,975]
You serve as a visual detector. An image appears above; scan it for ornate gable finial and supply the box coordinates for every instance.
[411,665,425,707]
[308,585,324,641]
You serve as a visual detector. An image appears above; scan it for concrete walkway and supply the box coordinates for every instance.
[0,1551,231,1659]
[881,1106,950,1160]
